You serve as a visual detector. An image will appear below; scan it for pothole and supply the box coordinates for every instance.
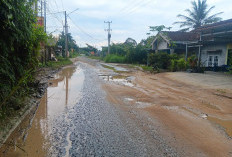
[135,102,153,109]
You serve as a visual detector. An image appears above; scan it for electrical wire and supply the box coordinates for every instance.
[126,0,153,15]
[60,0,64,11]
[68,16,106,42]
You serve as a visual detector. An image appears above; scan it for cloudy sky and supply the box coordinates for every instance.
[46,0,231,49]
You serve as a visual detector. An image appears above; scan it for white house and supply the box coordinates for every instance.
[151,19,232,68]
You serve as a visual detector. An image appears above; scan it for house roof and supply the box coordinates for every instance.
[152,19,232,47]
[161,31,199,42]
[192,19,232,33]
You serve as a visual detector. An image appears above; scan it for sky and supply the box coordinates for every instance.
[45,0,232,49]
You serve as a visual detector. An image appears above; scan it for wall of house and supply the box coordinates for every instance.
[157,40,168,50]
[201,44,227,67]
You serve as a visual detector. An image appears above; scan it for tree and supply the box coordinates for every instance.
[0,0,47,113]
[56,32,79,56]
[148,25,172,35]
[124,38,137,47]
[174,0,223,31]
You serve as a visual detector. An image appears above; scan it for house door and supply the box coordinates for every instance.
[208,55,219,67]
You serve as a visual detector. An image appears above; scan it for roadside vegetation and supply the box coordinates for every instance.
[0,1,79,120]
[87,36,199,73]
[40,57,73,69]
[0,1,47,119]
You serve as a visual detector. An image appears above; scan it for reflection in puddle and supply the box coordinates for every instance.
[0,65,84,157]
[99,74,134,87]
[101,63,128,72]
[135,102,153,109]
[124,98,134,102]
[207,116,232,137]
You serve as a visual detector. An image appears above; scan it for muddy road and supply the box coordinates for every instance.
[1,57,232,157]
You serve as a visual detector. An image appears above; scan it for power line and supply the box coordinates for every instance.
[60,0,64,11]
[120,0,145,13]
[68,16,106,42]
[117,0,153,17]
[126,0,153,15]
[119,0,142,12]
[46,4,63,25]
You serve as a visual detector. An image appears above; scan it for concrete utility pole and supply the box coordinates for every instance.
[63,9,78,58]
[185,43,188,61]
[64,11,68,58]
[44,0,46,33]
[41,0,43,18]
[104,21,112,55]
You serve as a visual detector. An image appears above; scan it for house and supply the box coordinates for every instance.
[151,19,232,68]
[151,31,199,55]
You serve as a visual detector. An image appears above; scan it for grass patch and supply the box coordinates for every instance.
[41,57,73,69]
[112,75,128,79]
[101,64,116,71]
[216,89,227,94]
[131,64,154,72]
[140,65,153,72]
[104,54,126,63]
[88,56,102,60]
[69,52,79,58]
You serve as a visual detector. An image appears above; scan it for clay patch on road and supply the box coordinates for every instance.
[103,68,232,157]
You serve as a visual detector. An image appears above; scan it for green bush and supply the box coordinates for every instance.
[177,58,187,71]
[104,54,126,63]
[0,0,47,116]
[46,57,72,68]
[69,51,79,58]
[187,55,198,69]
[148,52,173,69]
[170,59,178,72]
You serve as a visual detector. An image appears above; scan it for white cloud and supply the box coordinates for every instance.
[46,0,231,49]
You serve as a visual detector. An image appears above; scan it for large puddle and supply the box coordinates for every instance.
[0,65,84,157]
[207,116,232,137]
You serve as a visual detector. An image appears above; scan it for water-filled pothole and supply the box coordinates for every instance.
[207,116,232,137]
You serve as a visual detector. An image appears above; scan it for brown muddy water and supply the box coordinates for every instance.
[0,65,84,157]
[207,116,232,137]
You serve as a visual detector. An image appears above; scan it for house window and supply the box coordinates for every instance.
[208,55,219,67]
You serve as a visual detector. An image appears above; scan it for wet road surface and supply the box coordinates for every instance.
[0,59,178,157]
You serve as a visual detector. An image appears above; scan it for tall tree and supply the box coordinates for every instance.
[56,32,79,55]
[174,0,223,31]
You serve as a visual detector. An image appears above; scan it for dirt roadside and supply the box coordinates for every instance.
[0,59,78,148]
[101,65,232,156]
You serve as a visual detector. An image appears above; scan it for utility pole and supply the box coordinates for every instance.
[104,21,112,55]
[44,0,46,33]
[64,11,68,58]
[185,43,188,61]
[63,9,79,58]
[41,0,43,18]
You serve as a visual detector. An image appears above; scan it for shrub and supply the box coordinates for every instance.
[0,1,47,116]
[148,52,173,69]
[104,54,126,63]
[187,55,198,69]
[177,58,187,71]
[170,59,178,72]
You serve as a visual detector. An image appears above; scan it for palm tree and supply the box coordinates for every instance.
[174,0,223,31]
